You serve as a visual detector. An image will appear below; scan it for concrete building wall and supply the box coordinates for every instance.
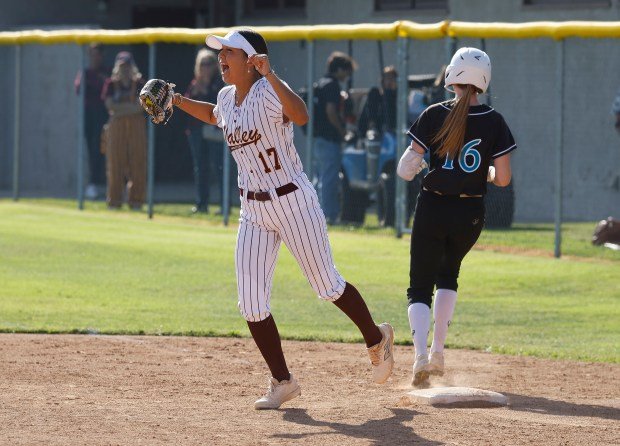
[18,44,83,195]
[0,0,196,30]
[1,0,619,220]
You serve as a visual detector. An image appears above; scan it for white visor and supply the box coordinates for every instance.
[206,31,257,57]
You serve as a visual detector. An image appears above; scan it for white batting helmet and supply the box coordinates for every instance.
[444,47,492,93]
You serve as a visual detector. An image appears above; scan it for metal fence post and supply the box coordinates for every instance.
[445,37,457,101]
[305,39,315,179]
[554,39,565,258]
[12,45,21,201]
[147,43,156,219]
[77,45,86,210]
[395,36,409,238]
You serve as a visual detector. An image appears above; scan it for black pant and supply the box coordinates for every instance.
[407,190,485,308]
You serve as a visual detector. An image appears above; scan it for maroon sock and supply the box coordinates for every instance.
[247,315,290,382]
[333,282,383,347]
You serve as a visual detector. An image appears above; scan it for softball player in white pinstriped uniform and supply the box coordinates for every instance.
[217,79,347,315]
[172,29,394,410]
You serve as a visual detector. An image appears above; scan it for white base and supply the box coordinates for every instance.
[407,386,508,407]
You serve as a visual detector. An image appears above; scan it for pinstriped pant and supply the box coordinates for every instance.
[103,113,147,207]
[236,175,347,322]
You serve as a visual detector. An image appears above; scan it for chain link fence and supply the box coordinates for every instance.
[2,23,619,256]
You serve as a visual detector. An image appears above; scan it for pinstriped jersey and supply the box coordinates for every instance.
[408,101,517,196]
[213,77,304,192]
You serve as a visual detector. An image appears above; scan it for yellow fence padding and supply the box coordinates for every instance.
[305,23,399,40]
[448,21,620,40]
[552,21,620,39]
[398,21,448,39]
[1,21,620,45]
[448,21,559,39]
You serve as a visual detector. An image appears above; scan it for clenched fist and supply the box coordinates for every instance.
[247,54,273,77]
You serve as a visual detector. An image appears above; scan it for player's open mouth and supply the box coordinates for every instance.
[221,64,230,74]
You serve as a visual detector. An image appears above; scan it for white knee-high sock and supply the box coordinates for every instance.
[408,303,430,358]
[430,289,458,354]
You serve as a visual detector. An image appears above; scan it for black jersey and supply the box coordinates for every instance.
[407,101,516,196]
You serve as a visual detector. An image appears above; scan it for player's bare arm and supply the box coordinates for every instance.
[410,140,426,155]
[172,95,217,126]
[492,153,512,187]
[247,54,309,126]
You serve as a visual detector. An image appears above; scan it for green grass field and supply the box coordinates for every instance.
[1,199,618,363]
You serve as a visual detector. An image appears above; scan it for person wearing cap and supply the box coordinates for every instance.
[171,29,395,410]
[101,51,146,210]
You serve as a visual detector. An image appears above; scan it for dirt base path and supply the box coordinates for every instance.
[0,334,618,445]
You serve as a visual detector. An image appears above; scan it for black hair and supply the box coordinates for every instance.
[238,29,269,55]
[327,51,357,74]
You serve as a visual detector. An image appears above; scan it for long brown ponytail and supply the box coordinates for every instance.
[431,84,477,160]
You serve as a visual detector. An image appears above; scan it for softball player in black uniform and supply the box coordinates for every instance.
[397,47,516,386]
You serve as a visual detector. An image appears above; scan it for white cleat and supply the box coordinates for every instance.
[254,374,301,410]
[367,323,395,384]
[428,351,444,376]
[412,354,430,387]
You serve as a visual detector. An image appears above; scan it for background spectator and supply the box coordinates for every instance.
[101,51,146,210]
[408,89,426,127]
[358,65,398,137]
[74,43,109,200]
[184,49,225,214]
[313,51,356,224]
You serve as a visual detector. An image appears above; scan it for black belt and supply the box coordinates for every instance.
[423,187,482,198]
[240,182,298,201]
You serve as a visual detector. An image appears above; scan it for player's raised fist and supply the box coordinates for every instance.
[247,54,272,77]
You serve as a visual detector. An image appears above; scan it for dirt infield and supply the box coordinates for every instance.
[0,335,617,445]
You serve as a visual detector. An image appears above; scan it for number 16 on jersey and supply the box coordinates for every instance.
[442,139,482,173]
